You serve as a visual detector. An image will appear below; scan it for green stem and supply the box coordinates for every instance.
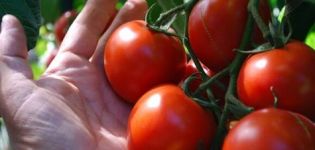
[248,0,271,42]
[183,38,208,81]
[211,1,257,149]
[183,38,218,103]
[156,0,198,37]
[211,101,229,150]
[194,67,229,96]
[270,86,279,108]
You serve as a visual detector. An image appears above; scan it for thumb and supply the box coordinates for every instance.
[0,14,33,79]
[0,15,34,118]
[0,15,28,58]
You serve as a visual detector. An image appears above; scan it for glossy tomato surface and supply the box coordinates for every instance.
[104,20,187,103]
[237,40,315,121]
[188,0,270,71]
[223,108,315,150]
[128,84,217,150]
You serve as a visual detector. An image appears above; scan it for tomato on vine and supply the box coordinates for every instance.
[104,20,187,103]
[182,60,227,103]
[181,60,213,93]
[127,84,217,150]
[237,40,315,121]
[223,108,315,150]
[188,0,270,72]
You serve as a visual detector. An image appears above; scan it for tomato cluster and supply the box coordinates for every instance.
[103,0,315,149]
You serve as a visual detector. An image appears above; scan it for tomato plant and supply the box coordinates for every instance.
[182,60,227,103]
[237,40,315,121]
[54,10,78,45]
[223,108,315,150]
[104,20,187,103]
[127,84,217,150]
[188,0,270,72]
[182,59,213,93]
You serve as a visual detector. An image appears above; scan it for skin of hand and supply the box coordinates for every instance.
[0,0,147,149]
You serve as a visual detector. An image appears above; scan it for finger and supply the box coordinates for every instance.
[90,0,147,66]
[0,15,33,117]
[0,14,32,79]
[58,0,118,59]
[0,15,28,59]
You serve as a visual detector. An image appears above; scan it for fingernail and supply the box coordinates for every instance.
[1,14,15,31]
[1,15,10,31]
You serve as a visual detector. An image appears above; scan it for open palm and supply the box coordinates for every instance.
[0,0,146,149]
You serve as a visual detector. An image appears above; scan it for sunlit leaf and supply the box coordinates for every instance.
[305,24,315,50]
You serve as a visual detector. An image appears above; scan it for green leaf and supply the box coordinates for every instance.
[304,0,315,4]
[305,23,315,50]
[73,0,86,11]
[40,0,61,23]
[0,0,41,50]
[146,0,156,7]
[156,0,187,37]
[145,3,163,26]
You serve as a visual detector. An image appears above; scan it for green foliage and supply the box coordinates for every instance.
[146,3,163,25]
[0,0,41,50]
[156,0,187,37]
[146,0,188,37]
[305,24,315,49]
[40,0,61,23]
[0,118,9,150]
[73,0,86,11]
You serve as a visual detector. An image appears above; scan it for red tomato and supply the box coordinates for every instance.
[188,0,270,72]
[237,40,315,121]
[104,20,187,103]
[182,59,213,92]
[54,10,78,45]
[128,84,217,150]
[182,60,227,103]
[223,108,315,150]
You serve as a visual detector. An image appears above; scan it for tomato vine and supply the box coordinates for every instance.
[144,0,315,149]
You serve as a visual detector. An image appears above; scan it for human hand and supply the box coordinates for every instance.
[0,0,146,149]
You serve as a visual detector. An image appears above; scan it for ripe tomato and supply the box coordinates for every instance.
[181,60,227,103]
[104,20,187,103]
[223,108,315,150]
[237,40,315,121]
[188,0,270,72]
[54,10,77,45]
[182,59,213,93]
[128,84,217,150]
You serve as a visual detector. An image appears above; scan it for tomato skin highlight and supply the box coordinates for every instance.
[104,20,187,103]
[188,0,270,72]
[237,40,315,121]
[223,108,315,150]
[127,84,217,150]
